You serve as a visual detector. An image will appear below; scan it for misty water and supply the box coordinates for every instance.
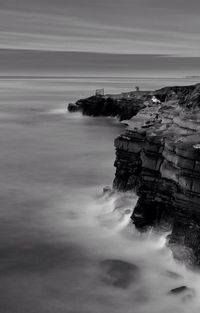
[1,77,200,313]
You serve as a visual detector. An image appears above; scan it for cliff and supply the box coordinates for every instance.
[113,83,200,265]
[68,83,200,265]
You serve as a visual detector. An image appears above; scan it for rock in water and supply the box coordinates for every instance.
[67,103,79,112]
[100,259,140,288]
[103,186,112,194]
[168,286,195,302]
[169,286,188,294]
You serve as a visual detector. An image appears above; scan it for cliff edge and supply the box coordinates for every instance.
[68,91,149,120]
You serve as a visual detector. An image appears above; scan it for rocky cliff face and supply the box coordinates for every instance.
[113,83,200,265]
[69,83,200,265]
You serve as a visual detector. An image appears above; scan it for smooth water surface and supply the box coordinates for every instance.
[0,77,200,313]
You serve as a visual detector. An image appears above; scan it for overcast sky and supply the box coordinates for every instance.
[0,0,200,56]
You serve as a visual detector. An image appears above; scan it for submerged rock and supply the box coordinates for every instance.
[165,270,183,280]
[169,286,188,294]
[103,185,112,194]
[168,286,195,302]
[100,259,140,288]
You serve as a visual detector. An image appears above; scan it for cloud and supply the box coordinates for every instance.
[0,0,200,56]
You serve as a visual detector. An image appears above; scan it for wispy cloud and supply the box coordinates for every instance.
[1,30,200,57]
[0,2,200,56]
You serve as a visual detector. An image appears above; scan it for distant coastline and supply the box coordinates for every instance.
[0,75,199,80]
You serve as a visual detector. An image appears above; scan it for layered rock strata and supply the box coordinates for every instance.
[113,84,200,264]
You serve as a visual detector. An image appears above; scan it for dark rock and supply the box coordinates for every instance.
[68,92,148,120]
[67,103,79,112]
[169,285,188,294]
[100,259,140,288]
[154,84,197,103]
[103,185,112,194]
[168,286,195,302]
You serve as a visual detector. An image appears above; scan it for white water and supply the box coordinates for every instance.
[1,77,200,313]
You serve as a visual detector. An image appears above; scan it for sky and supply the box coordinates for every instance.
[0,0,200,76]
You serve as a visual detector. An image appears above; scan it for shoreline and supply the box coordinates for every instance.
[68,82,200,266]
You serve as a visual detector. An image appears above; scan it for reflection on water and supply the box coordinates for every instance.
[0,78,200,313]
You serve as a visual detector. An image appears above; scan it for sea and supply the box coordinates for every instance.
[1,76,200,313]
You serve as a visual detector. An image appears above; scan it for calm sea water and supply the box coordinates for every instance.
[1,77,200,313]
